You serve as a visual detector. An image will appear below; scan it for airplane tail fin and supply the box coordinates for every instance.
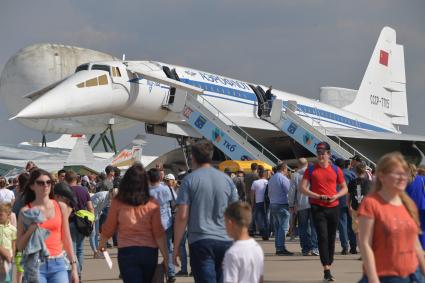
[65,137,95,165]
[343,26,408,128]
[111,146,143,168]
[46,134,85,149]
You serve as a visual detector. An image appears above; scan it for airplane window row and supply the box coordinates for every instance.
[75,64,122,78]
[299,106,359,127]
[76,74,108,88]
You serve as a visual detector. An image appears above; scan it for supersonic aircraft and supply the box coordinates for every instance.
[13,27,425,163]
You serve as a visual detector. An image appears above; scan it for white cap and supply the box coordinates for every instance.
[164,173,175,180]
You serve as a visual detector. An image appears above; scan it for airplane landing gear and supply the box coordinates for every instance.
[88,119,117,154]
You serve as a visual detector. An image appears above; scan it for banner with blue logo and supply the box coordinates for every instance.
[280,119,343,159]
[183,106,254,161]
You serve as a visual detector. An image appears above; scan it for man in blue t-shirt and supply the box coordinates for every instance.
[148,168,175,282]
[268,162,293,255]
[173,140,239,282]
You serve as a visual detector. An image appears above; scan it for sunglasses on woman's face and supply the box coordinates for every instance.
[35,180,52,186]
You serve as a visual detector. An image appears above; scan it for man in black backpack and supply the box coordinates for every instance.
[65,170,94,280]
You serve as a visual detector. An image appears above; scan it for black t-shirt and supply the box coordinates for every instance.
[348,177,371,210]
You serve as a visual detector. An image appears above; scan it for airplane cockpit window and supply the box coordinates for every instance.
[92,64,111,75]
[75,64,89,73]
[76,74,108,88]
[112,67,122,77]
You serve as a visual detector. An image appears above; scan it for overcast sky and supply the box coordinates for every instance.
[0,0,424,155]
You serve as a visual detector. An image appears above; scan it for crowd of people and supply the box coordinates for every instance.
[0,139,424,282]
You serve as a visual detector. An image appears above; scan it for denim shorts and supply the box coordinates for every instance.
[358,268,425,283]
[38,257,69,283]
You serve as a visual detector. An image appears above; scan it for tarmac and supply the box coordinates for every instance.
[81,237,363,283]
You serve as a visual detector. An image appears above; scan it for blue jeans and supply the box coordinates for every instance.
[298,208,318,254]
[254,202,268,238]
[89,219,100,252]
[38,257,69,283]
[100,207,117,246]
[118,246,158,283]
[270,204,290,251]
[70,221,85,275]
[338,206,349,250]
[358,267,425,283]
[189,239,232,283]
[347,213,357,250]
[166,227,175,277]
[179,230,188,273]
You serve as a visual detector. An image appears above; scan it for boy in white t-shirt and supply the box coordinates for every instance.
[223,202,264,283]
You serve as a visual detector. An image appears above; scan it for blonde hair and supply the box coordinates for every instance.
[0,202,12,214]
[374,152,420,229]
[408,163,417,183]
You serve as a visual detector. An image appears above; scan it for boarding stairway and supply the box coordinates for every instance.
[265,99,376,166]
[163,89,281,166]
[130,67,280,166]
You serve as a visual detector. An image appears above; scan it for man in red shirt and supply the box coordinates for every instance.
[300,141,348,282]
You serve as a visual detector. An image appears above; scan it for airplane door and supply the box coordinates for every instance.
[162,66,181,104]
[249,84,266,117]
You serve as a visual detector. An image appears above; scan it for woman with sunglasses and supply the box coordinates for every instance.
[358,152,425,283]
[17,168,78,283]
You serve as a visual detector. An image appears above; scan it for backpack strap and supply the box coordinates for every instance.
[168,186,176,215]
[332,164,339,178]
[168,186,176,202]
[308,163,315,184]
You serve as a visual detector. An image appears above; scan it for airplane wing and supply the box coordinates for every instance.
[128,68,204,94]
[23,77,67,101]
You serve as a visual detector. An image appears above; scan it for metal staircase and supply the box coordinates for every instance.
[266,99,376,166]
[164,89,281,166]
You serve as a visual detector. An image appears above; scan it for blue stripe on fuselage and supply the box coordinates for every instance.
[179,78,390,133]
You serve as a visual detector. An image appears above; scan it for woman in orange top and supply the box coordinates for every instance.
[358,152,425,283]
[17,168,78,283]
[99,163,167,283]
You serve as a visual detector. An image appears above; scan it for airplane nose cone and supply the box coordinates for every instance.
[14,86,75,119]
[13,102,45,119]
[13,70,129,120]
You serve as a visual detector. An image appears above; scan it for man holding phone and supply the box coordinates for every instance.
[300,142,348,282]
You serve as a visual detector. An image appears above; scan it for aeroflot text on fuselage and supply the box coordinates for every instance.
[198,71,251,90]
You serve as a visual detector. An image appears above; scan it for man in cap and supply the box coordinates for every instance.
[300,141,348,282]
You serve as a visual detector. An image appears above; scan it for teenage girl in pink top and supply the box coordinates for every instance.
[17,169,78,283]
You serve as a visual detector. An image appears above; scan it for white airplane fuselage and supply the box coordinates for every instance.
[15,59,398,137]
[117,61,398,133]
